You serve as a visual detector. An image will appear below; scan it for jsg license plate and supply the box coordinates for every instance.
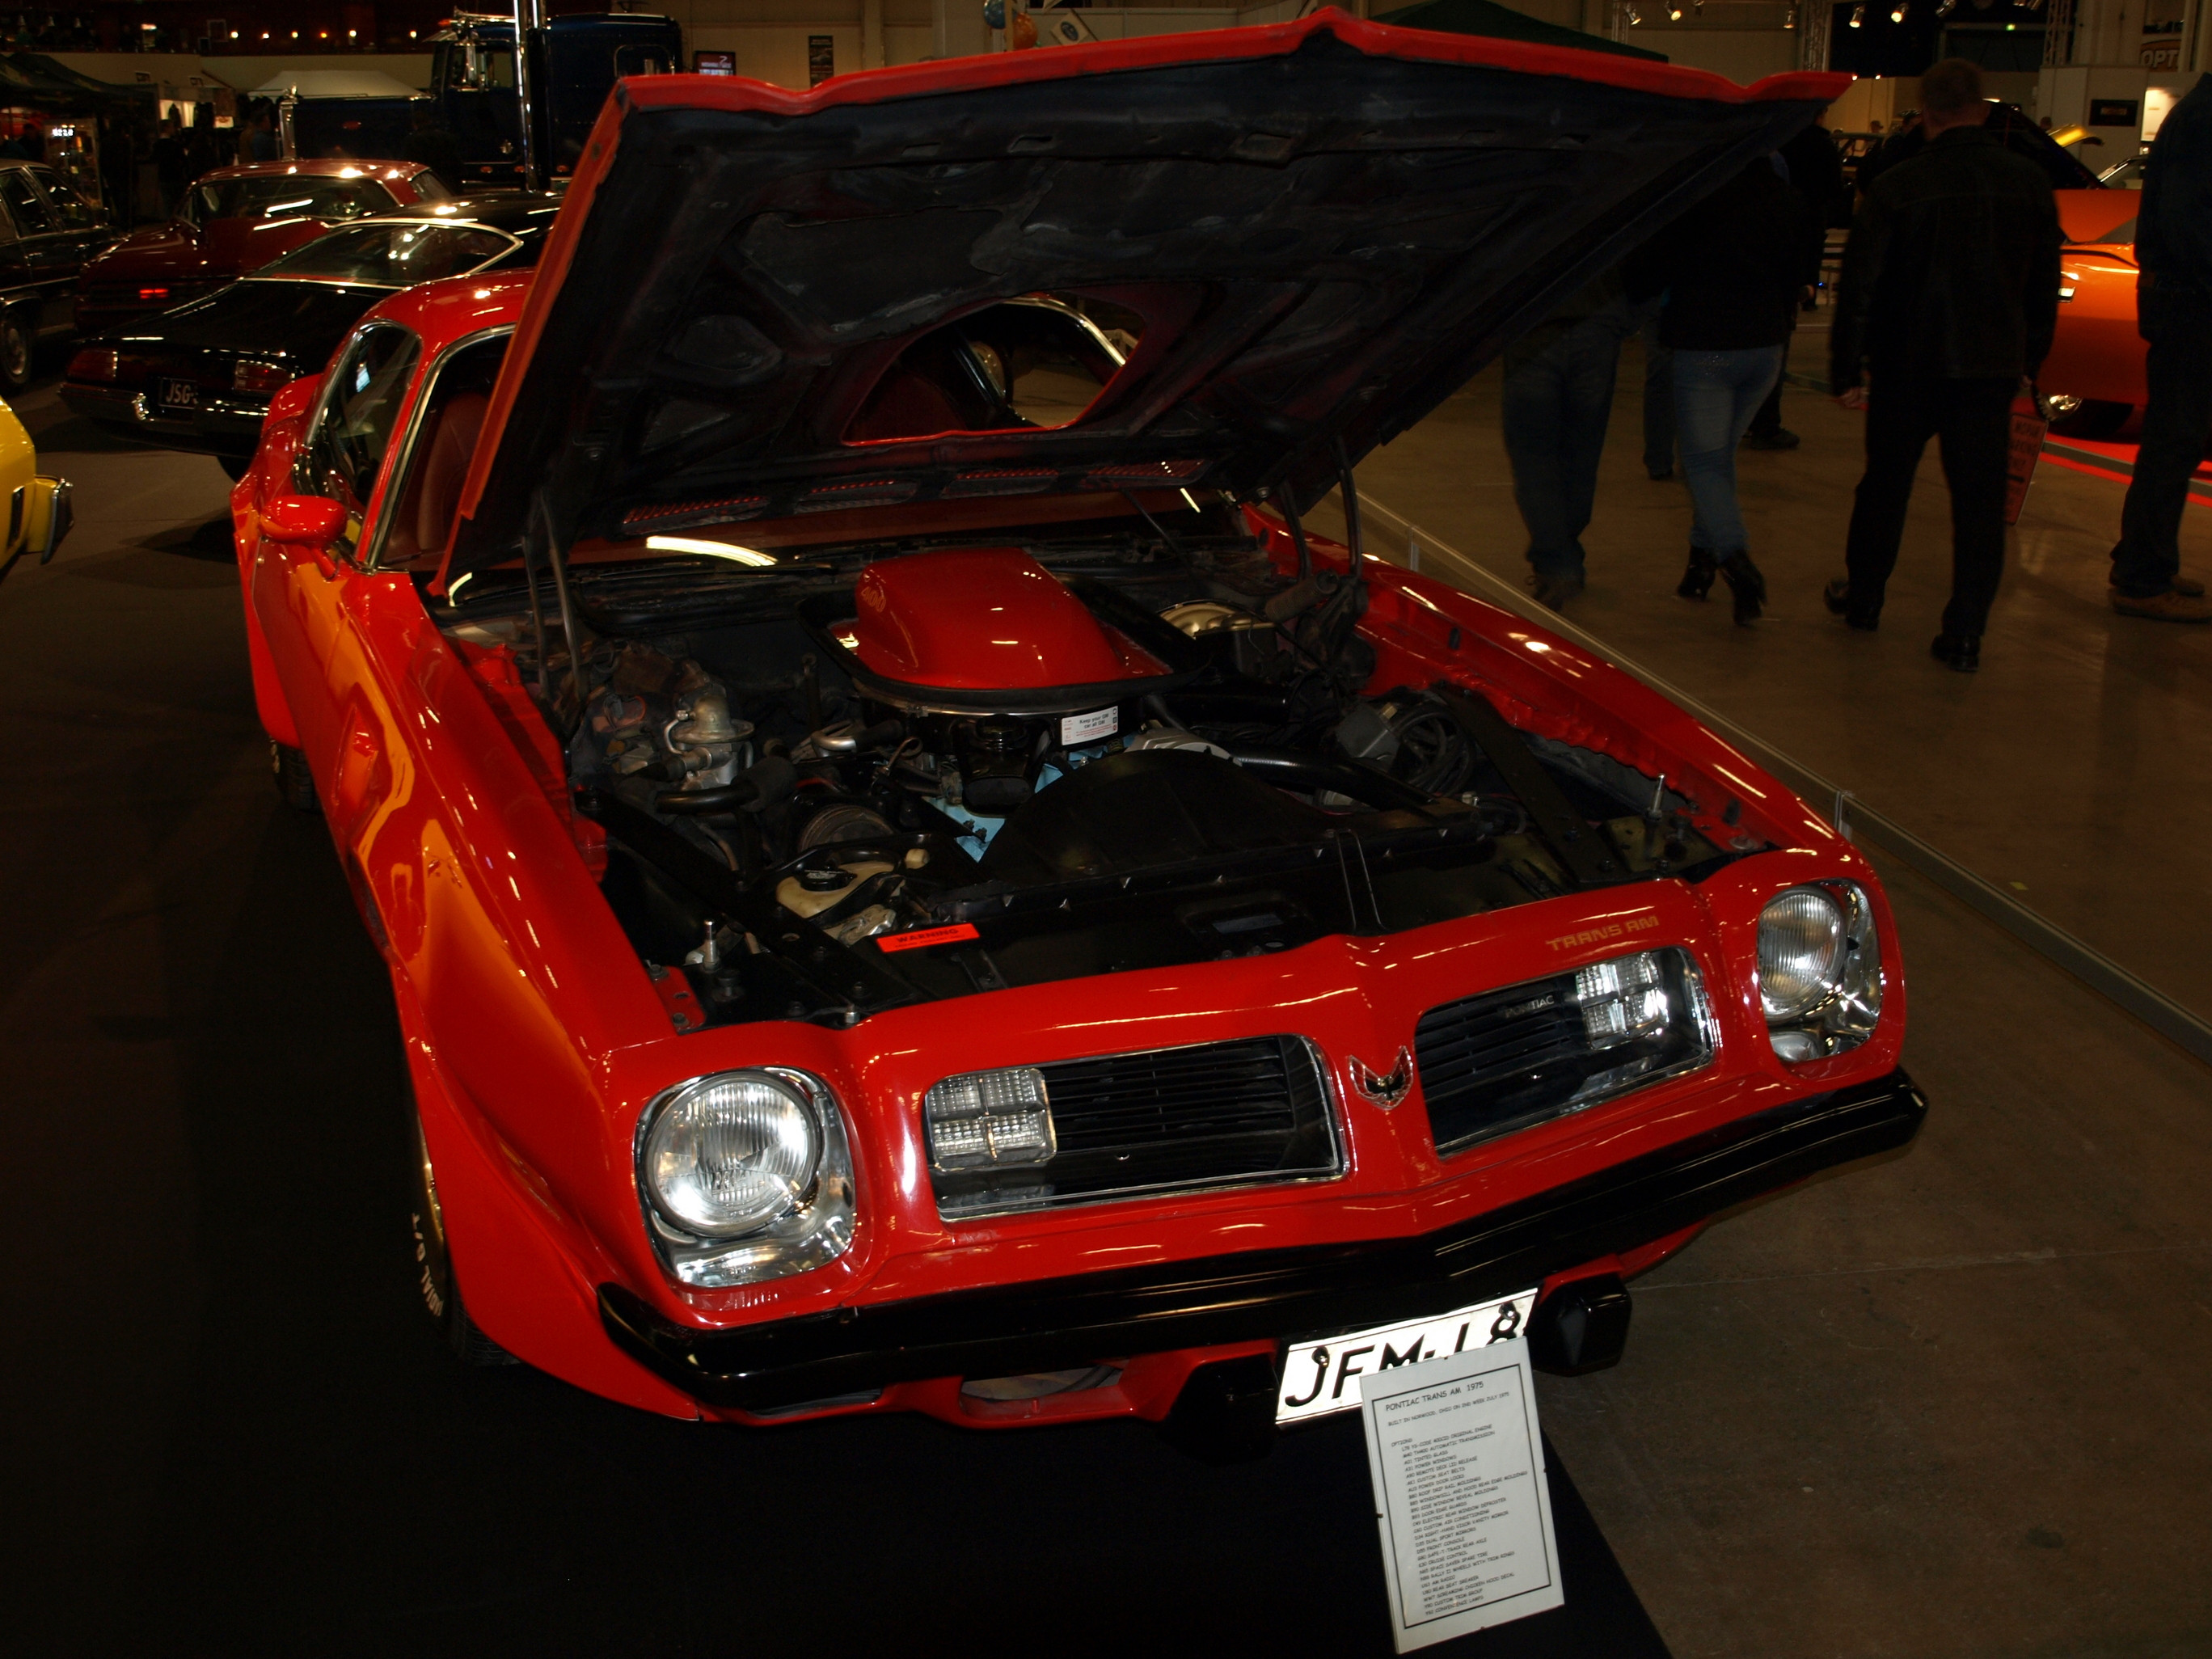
[156,378,198,413]
[1274,1288,1538,1424]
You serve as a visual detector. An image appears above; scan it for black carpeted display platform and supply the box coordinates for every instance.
[1,472,1666,1657]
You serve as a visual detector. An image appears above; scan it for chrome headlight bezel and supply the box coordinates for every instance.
[1758,881,1883,1063]
[634,1067,855,1288]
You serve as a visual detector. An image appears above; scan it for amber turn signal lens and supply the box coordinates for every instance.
[232,360,293,394]
[67,347,118,383]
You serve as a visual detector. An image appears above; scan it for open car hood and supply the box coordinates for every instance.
[444,10,1841,584]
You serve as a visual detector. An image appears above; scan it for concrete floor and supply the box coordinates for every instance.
[1324,318,2212,1028]
[5,346,2210,1657]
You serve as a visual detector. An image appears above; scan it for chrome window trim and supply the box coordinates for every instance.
[295,317,424,563]
[362,322,517,573]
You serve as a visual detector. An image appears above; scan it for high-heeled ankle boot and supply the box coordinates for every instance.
[1718,551,1765,625]
[1677,547,1718,601]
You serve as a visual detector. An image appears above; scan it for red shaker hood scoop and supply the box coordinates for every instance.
[804,548,1205,715]
[443,11,1843,586]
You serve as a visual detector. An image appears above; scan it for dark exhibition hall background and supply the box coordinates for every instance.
[5,3,2212,1657]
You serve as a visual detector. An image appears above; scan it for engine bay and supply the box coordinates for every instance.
[432,501,1735,1031]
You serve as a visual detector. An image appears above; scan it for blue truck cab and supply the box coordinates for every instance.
[428,12,683,188]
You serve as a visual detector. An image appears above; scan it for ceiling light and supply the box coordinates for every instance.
[1849,2,1864,23]
[1626,2,1642,22]
[1668,4,1682,18]
[1890,2,1906,18]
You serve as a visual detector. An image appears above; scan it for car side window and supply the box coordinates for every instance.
[370,331,511,570]
[0,170,54,234]
[299,324,424,552]
[29,167,99,229]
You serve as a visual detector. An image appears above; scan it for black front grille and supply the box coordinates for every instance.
[1415,948,1715,1155]
[931,1035,1340,1218]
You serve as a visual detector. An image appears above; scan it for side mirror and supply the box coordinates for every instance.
[262,493,348,547]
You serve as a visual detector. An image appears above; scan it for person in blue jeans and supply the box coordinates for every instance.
[1629,156,1817,623]
[1501,269,1642,610]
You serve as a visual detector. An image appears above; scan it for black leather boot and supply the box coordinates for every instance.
[1930,632,1981,672]
[1719,551,1765,625]
[1824,578,1878,631]
[1677,547,1718,601]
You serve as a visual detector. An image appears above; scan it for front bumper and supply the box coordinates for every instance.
[0,475,70,589]
[600,1066,1926,1412]
[58,382,268,458]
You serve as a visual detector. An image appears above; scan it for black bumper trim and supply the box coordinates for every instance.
[600,1067,1926,1412]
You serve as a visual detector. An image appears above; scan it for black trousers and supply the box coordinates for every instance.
[2111,285,2212,597]
[1843,374,2015,638]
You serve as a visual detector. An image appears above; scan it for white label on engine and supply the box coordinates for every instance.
[1061,707,1118,745]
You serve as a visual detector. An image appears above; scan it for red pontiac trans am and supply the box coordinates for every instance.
[75,159,449,336]
[231,15,1914,1450]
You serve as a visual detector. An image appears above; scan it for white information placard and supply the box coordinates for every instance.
[1358,1340,1563,1653]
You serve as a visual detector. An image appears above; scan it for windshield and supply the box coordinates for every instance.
[184,174,394,226]
[255,222,519,287]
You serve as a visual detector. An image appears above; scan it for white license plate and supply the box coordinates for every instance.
[1274,1289,1539,1424]
[157,378,198,412]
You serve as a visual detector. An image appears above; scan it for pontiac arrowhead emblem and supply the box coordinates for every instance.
[1351,1046,1413,1109]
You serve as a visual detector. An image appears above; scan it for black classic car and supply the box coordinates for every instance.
[0,158,116,392]
[60,194,556,476]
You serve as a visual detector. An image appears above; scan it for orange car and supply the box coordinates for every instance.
[2040,192,2142,435]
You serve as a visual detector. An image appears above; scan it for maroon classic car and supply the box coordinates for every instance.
[74,160,449,335]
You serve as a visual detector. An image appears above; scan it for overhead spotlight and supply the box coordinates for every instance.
[1626,2,1643,23]
[1849,2,1864,23]
[1890,2,1906,19]
[1784,4,1797,25]
[1936,0,1955,13]
[1668,3,1682,17]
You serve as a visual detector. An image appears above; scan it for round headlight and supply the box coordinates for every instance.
[642,1071,821,1239]
[1758,885,1847,1020]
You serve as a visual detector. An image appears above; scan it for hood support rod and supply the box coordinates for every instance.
[530,491,590,727]
[1279,492,1315,579]
[519,534,553,705]
[1334,436,1364,580]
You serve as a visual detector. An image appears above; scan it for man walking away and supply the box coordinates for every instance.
[1629,155,1813,624]
[150,120,186,222]
[1826,58,2062,672]
[2107,74,2212,621]
[403,104,465,196]
[1640,314,1675,479]
[1744,120,1845,450]
[1501,268,1640,610]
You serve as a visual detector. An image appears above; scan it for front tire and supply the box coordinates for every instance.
[270,741,319,813]
[409,1099,518,1368]
[0,310,32,394]
[2049,399,2129,439]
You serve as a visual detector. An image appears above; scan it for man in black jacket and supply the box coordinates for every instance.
[2108,74,2212,621]
[1826,58,2062,672]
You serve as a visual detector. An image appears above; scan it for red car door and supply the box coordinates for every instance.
[249,321,424,777]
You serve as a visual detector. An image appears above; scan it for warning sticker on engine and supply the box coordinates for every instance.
[1060,707,1118,745]
[876,922,981,952]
